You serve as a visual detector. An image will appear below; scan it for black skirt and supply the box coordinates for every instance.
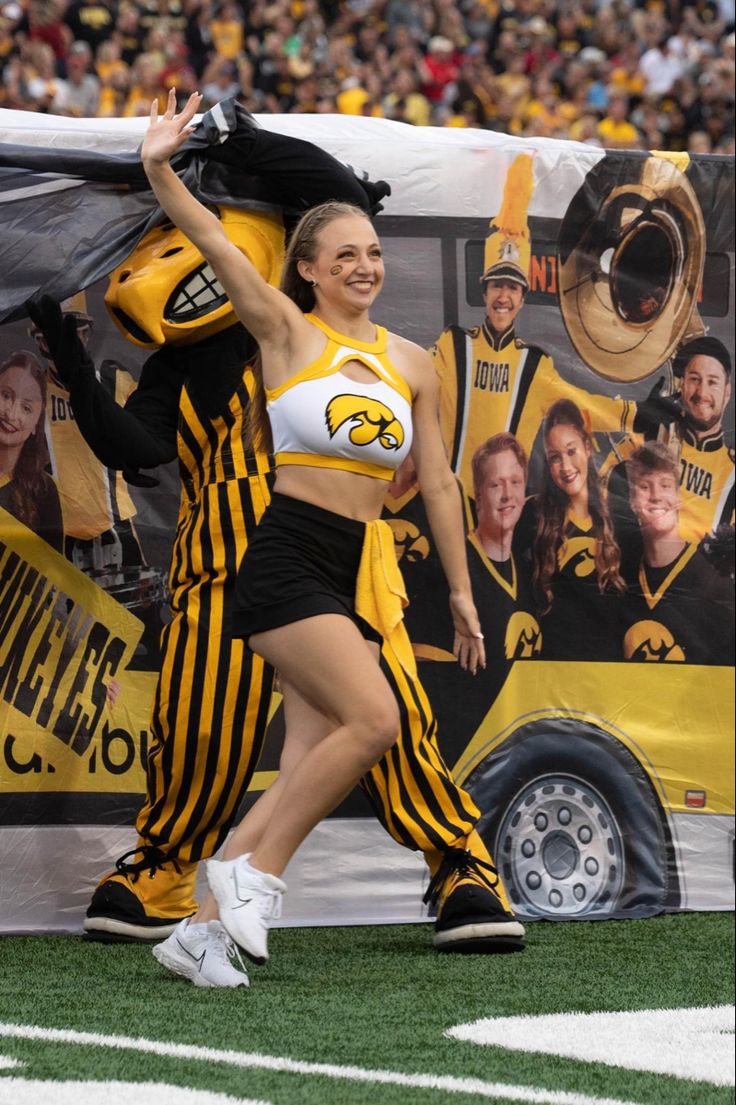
[231,492,382,643]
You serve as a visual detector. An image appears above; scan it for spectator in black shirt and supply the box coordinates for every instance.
[65,0,117,56]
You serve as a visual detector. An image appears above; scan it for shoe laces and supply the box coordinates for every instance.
[116,845,182,883]
[422,847,500,908]
[233,862,284,921]
[258,887,283,922]
[247,882,283,922]
[212,926,248,975]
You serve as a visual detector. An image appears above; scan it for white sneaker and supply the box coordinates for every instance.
[205,856,286,965]
[152,918,249,988]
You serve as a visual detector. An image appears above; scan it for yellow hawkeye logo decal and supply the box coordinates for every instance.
[558,536,597,577]
[504,611,542,659]
[624,620,686,662]
[325,395,405,451]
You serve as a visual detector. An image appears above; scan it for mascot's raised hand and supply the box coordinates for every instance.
[26,294,94,392]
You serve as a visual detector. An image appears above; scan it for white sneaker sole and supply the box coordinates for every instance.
[434,919,526,950]
[84,915,183,941]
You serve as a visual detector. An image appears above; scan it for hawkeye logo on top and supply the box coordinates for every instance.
[504,611,542,659]
[558,536,597,577]
[325,395,404,451]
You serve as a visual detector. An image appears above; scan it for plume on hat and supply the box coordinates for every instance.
[481,153,534,289]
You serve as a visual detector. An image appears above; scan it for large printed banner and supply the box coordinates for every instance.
[0,106,733,932]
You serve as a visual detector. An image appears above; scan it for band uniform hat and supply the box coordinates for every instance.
[28,290,93,337]
[60,292,93,323]
[672,335,732,378]
[481,153,534,291]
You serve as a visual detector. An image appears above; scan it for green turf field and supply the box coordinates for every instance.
[0,911,733,1105]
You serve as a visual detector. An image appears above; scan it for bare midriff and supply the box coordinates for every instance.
[273,465,389,521]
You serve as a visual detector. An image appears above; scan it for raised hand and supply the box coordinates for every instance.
[142,88,203,167]
[633,376,684,437]
[26,294,92,389]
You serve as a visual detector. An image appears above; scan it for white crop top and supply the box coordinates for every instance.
[266,313,414,481]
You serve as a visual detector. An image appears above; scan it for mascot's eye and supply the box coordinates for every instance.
[161,247,184,258]
[118,271,131,283]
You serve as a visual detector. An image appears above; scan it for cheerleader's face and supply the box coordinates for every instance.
[630,470,680,537]
[0,365,43,452]
[545,423,590,503]
[305,214,385,310]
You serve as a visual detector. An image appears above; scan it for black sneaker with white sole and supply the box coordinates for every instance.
[425,848,525,954]
[84,878,193,943]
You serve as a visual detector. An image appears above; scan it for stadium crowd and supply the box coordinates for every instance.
[0,0,734,151]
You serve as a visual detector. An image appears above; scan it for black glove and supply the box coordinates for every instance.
[122,467,160,488]
[701,525,735,580]
[633,377,684,437]
[346,169,392,216]
[25,295,94,391]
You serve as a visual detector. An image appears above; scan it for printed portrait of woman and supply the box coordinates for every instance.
[0,350,64,553]
[531,397,625,661]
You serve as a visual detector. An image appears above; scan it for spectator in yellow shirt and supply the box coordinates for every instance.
[210,1,244,60]
[598,91,641,148]
[123,51,167,116]
[384,70,432,126]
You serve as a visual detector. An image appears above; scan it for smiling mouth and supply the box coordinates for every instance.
[0,419,19,433]
[164,262,228,323]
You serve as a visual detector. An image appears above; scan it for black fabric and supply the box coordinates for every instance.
[232,492,381,643]
[202,110,389,220]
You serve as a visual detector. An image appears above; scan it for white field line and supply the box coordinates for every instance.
[0,1022,646,1105]
[447,1005,736,1087]
[0,1078,269,1105]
